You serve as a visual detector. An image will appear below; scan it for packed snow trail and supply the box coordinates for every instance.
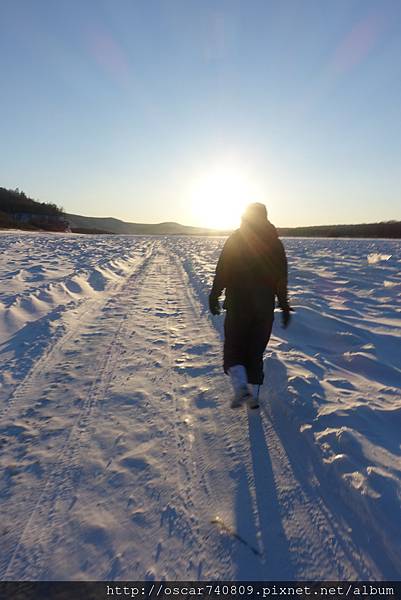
[0,239,390,579]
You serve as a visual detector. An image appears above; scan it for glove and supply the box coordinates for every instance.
[281,306,293,328]
[209,293,221,315]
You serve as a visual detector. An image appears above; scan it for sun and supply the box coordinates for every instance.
[188,164,264,230]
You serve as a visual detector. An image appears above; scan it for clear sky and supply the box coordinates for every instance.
[1,0,401,228]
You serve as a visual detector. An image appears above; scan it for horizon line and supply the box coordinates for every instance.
[67,211,401,231]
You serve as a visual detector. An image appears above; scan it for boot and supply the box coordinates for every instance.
[228,365,251,408]
[247,384,260,410]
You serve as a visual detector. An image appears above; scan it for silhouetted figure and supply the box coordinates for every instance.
[209,203,291,408]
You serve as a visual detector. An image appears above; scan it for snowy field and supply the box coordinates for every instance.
[0,230,400,581]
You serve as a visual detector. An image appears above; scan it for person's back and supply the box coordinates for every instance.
[209,202,291,408]
[217,217,288,313]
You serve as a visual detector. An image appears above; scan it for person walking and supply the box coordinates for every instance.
[208,202,291,409]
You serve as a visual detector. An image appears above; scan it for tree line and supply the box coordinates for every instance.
[0,187,68,231]
[278,221,401,239]
[0,187,64,216]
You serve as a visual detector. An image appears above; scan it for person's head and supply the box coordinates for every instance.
[241,202,268,227]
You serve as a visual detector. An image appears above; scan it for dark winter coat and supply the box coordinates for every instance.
[210,220,289,315]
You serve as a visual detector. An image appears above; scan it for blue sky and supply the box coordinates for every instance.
[1,0,400,227]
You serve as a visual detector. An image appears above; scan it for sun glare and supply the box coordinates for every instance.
[189,165,264,230]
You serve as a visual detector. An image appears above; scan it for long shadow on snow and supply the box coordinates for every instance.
[264,355,400,579]
[205,310,295,578]
[232,410,296,580]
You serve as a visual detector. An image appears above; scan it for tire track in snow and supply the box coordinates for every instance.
[58,243,219,580]
[168,250,264,578]
[260,384,381,579]
[162,249,236,578]
[0,298,99,419]
[1,244,155,581]
[151,248,211,577]
[2,241,221,581]
[0,244,153,420]
[63,243,243,579]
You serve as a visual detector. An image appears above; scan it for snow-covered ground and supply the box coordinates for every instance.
[0,231,400,581]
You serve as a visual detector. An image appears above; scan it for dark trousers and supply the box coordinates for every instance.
[223,309,274,385]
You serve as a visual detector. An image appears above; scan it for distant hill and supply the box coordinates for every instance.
[66,213,229,236]
[67,213,401,238]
